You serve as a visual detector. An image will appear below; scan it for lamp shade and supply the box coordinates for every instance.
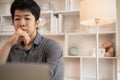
[80,18,115,27]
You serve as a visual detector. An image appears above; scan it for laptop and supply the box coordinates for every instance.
[0,63,50,80]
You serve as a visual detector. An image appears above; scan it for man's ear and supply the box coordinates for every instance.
[36,19,40,28]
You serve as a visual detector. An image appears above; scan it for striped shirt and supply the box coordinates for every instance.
[7,32,64,80]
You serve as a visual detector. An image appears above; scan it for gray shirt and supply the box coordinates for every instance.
[7,32,64,80]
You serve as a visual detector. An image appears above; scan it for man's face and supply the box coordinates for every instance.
[13,9,39,37]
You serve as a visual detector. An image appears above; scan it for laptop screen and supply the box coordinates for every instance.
[0,63,50,80]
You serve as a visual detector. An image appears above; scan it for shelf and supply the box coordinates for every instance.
[1,15,12,26]
[67,31,116,35]
[41,10,80,16]
[41,33,65,36]
[0,32,13,36]
[1,15,11,18]
[0,0,118,80]
[64,56,80,58]
[99,57,117,59]
[54,10,80,16]
[0,15,14,36]
[64,56,117,59]
[41,32,116,36]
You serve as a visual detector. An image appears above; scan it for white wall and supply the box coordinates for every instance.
[0,3,11,15]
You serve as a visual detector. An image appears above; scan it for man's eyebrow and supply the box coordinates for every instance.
[14,15,20,17]
[24,14,31,16]
[14,14,31,17]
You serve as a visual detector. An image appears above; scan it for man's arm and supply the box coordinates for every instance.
[0,41,12,63]
[0,29,31,63]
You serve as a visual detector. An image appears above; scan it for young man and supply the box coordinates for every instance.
[0,0,64,80]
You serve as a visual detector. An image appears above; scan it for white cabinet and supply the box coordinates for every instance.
[0,0,118,80]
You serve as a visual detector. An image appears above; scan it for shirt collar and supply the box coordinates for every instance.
[34,32,42,45]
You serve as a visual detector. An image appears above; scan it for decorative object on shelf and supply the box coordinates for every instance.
[92,48,105,57]
[38,17,49,33]
[102,40,115,57]
[69,43,78,56]
[1,22,15,35]
[39,17,46,27]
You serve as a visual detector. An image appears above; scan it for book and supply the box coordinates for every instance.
[58,14,63,33]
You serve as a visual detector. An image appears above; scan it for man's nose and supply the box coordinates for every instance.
[19,19,25,27]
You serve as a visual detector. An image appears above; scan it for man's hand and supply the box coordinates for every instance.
[0,29,31,63]
[8,29,31,46]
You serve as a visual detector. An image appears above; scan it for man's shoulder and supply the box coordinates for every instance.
[41,36,60,48]
[40,35,62,51]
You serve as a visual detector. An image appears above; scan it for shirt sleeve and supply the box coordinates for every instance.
[45,39,64,80]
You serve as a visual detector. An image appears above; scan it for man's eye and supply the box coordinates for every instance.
[25,18,31,20]
[14,18,20,20]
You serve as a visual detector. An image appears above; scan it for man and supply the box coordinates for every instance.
[0,0,64,80]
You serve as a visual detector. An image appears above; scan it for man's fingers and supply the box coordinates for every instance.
[23,35,31,44]
[16,29,31,44]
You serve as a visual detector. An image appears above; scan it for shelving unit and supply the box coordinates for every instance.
[1,15,14,35]
[0,0,118,80]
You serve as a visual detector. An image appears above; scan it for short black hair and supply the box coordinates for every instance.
[10,0,40,21]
